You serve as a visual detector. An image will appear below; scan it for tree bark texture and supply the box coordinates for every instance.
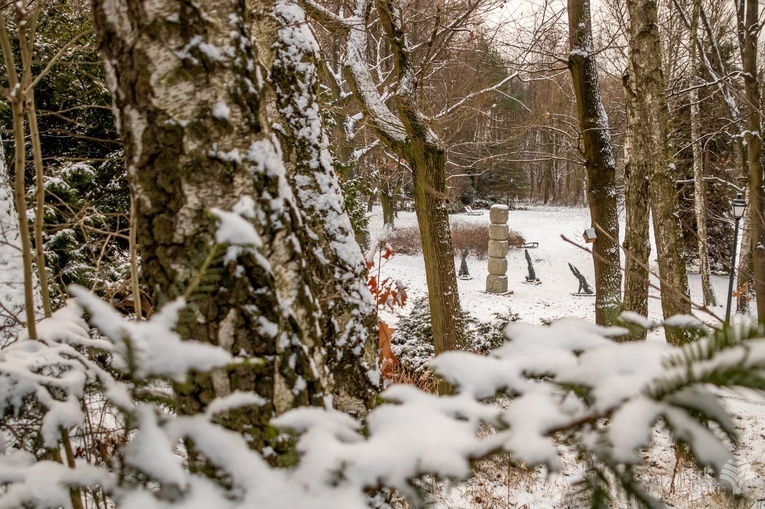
[93,0,329,454]
[689,0,716,307]
[567,0,623,326]
[249,0,379,413]
[626,0,692,344]
[622,71,650,340]
[739,0,765,322]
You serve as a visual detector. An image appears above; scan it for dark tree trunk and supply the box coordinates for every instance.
[331,0,465,353]
[380,181,396,228]
[410,143,464,354]
[568,0,623,326]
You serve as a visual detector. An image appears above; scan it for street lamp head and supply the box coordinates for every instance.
[732,193,747,220]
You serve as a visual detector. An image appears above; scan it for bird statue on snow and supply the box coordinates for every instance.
[568,263,593,294]
[525,249,540,284]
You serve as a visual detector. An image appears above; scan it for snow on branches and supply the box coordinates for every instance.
[0,292,761,508]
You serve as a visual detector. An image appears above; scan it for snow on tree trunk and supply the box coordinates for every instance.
[567,0,623,327]
[92,0,331,454]
[626,0,691,344]
[0,136,28,345]
[738,0,765,323]
[249,0,379,413]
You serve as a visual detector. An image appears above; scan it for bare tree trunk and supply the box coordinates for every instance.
[25,96,52,318]
[622,71,651,339]
[689,0,716,307]
[738,0,765,322]
[626,0,691,344]
[567,0,623,326]
[737,189,753,314]
[0,12,36,340]
[93,0,332,454]
[380,181,396,229]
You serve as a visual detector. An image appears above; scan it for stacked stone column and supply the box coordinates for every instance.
[486,204,509,293]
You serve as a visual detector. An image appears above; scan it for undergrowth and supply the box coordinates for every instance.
[390,296,519,373]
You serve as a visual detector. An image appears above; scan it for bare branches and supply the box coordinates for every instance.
[433,72,520,120]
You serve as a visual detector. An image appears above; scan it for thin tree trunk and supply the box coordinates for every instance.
[739,0,765,322]
[567,0,623,326]
[690,0,716,307]
[0,12,36,340]
[25,96,52,317]
[129,193,141,320]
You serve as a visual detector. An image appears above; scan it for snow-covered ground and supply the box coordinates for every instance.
[372,205,732,331]
[368,204,765,508]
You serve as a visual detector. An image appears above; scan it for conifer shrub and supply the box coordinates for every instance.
[391,296,519,373]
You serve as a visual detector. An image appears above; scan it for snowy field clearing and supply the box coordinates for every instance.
[369,205,765,508]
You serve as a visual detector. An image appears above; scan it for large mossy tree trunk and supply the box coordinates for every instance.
[567,0,623,327]
[249,0,378,414]
[93,0,331,454]
[626,0,691,344]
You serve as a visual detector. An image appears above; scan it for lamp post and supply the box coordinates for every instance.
[725,193,748,322]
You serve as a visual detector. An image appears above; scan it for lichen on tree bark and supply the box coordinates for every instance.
[93,0,335,454]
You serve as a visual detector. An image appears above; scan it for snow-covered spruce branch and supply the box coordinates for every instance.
[0,285,763,507]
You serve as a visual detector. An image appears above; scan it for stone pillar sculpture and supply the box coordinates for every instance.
[486,204,509,293]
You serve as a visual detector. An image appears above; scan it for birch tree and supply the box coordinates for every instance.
[248,0,379,412]
[624,0,692,344]
[92,0,378,454]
